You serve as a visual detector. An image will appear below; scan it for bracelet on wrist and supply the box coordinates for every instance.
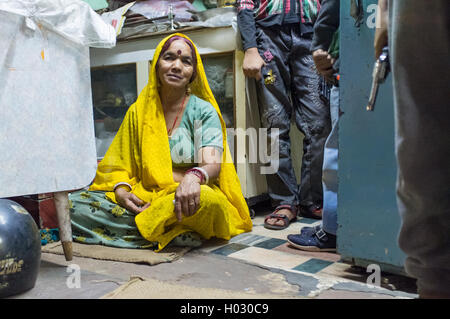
[186,168,204,184]
[113,182,132,192]
[194,167,209,185]
[186,167,209,185]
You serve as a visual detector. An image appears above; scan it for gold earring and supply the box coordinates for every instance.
[186,85,191,95]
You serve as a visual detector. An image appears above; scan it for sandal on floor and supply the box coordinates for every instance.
[264,205,297,230]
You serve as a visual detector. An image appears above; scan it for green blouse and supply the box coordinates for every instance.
[169,95,223,168]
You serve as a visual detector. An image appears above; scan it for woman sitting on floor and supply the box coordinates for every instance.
[69,33,252,251]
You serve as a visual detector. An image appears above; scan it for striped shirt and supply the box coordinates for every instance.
[237,0,322,50]
[237,0,321,24]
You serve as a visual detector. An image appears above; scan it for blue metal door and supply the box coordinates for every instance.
[337,0,406,275]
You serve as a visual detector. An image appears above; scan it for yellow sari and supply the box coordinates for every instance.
[89,33,252,251]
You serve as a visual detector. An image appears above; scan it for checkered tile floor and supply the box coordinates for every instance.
[197,212,418,298]
[199,214,345,277]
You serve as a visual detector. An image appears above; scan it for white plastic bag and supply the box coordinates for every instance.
[0,0,116,48]
[0,0,116,196]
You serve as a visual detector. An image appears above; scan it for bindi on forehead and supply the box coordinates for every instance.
[164,48,193,62]
[164,51,192,61]
[161,39,195,64]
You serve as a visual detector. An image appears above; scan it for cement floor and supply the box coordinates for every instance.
[9,210,418,300]
[20,249,416,299]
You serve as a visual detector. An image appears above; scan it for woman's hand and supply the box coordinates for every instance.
[173,147,221,221]
[174,173,201,222]
[115,187,150,215]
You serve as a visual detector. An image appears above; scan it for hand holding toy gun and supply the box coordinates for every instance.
[366,46,390,111]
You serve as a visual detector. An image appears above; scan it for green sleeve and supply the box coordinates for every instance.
[193,99,223,153]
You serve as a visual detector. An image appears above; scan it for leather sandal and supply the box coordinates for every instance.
[264,205,297,230]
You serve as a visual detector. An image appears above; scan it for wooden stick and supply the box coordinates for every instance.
[53,191,73,261]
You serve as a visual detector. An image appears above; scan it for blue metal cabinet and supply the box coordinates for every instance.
[337,0,407,275]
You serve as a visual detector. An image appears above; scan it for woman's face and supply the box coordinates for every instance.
[157,40,195,91]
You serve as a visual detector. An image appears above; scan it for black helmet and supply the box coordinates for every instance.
[0,199,41,298]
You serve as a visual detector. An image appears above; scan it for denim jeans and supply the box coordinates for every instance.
[390,0,450,295]
[255,24,331,209]
[321,85,339,235]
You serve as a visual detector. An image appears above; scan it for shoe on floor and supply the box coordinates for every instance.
[287,227,336,252]
[299,224,321,236]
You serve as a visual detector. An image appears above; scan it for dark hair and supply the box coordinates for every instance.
[158,36,197,82]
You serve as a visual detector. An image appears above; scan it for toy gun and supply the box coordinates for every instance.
[366,46,390,111]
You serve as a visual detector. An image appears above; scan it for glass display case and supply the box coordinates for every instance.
[91,64,137,158]
[202,54,235,149]
[202,54,234,130]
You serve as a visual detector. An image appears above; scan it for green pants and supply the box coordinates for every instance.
[69,190,201,250]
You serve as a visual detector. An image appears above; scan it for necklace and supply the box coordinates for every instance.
[167,94,187,138]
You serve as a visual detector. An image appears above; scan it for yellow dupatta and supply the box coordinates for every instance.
[89,33,252,250]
